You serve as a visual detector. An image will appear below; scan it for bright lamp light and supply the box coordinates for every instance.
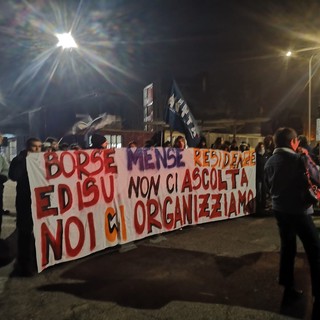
[56,32,78,49]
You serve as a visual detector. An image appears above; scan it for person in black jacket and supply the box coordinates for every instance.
[9,137,42,277]
[264,127,320,319]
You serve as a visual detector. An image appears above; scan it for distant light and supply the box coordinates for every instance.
[56,32,78,49]
[286,51,292,57]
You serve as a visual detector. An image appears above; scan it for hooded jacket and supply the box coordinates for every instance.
[264,147,309,214]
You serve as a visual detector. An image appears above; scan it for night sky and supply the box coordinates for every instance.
[1,0,320,135]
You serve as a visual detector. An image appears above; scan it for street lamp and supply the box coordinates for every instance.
[307,53,320,142]
[287,49,320,142]
[308,54,315,142]
[55,32,78,49]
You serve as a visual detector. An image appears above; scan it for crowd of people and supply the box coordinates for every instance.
[141,134,260,154]
[1,129,320,318]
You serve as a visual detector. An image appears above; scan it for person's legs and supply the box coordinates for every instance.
[261,180,267,209]
[274,211,297,288]
[12,227,36,276]
[296,214,320,297]
[295,214,320,318]
[255,181,263,213]
[312,297,320,320]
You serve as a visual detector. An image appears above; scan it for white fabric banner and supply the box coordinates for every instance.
[27,147,256,272]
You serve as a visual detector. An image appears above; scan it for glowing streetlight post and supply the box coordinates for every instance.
[286,49,319,142]
[308,54,315,142]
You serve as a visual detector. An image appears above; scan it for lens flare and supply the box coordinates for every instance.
[0,0,140,108]
[55,32,78,49]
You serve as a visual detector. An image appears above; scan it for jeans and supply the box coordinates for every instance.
[274,211,320,297]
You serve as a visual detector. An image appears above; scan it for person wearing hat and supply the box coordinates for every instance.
[90,133,108,149]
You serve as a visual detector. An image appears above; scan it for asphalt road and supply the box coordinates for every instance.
[0,180,317,320]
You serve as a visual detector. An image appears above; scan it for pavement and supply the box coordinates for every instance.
[0,180,318,320]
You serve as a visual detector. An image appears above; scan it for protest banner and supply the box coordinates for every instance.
[27,147,256,272]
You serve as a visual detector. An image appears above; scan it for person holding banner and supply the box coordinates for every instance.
[173,136,186,149]
[264,127,320,320]
[9,137,42,277]
[197,136,208,149]
[90,133,108,149]
[43,136,59,152]
[128,140,137,148]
